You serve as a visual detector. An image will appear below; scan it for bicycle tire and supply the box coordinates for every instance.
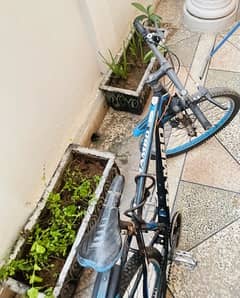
[118,247,166,297]
[163,87,240,157]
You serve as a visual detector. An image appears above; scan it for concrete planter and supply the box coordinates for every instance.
[100,28,168,115]
[99,30,156,115]
[3,144,118,297]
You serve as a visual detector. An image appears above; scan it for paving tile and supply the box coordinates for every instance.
[90,108,140,153]
[178,65,190,88]
[119,168,138,215]
[182,137,240,192]
[204,69,240,163]
[115,135,141,171]
[210,35,240,72]
[156,0,184,29]
[119,167,159,222]
[167,153,185,209]
[187,33,216,87]
[220,34,240,51]
[216,111,240,164]
[206,69,240,94]
[173,181,240,250]
[167,28,200,68]
[237,6,240,22]
[169,218,240,298]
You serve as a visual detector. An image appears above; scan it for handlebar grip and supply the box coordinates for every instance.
[133,17,148,36]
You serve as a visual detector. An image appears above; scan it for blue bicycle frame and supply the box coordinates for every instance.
[88,87,170,298]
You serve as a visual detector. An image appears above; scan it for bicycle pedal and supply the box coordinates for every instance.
[172,250,197,270]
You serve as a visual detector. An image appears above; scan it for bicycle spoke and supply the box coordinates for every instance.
[165,93,235,154]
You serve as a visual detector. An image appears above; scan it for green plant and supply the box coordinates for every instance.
[129,31,145,64]
[132,2,162,26]
[143,44,168,63]
[99,42,128,80]
[0,165,101,297]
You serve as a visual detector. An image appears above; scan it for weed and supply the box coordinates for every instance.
[99,42,128,80]
[0,165,101,297]
[129,31,145,64]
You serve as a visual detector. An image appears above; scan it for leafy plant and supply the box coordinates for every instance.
[143,44,168,63]
[129,31,145,64]
[99,42,128,80]
[0,164,101,297]
[132,2,162,27]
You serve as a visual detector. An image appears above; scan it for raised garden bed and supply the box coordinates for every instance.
[0,144,119,297]
[100,30,155,115]
[99,27,168,115]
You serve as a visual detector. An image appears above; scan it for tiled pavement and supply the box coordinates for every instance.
[74,1,240,297]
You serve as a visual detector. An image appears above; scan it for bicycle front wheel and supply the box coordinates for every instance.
[118,247,166,298]
[164,87,240,157]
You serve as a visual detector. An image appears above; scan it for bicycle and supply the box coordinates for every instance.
[77,17,240,297]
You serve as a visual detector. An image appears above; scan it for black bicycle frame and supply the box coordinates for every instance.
[92,86,170,298]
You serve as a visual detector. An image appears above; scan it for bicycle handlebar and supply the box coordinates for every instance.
[133,17,149,37]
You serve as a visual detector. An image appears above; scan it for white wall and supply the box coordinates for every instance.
[0,0,155,259]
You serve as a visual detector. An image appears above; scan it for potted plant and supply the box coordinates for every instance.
[0,144,119,298]
[99,2,164,115]
[131,2,162,28]
[99,31,154,115]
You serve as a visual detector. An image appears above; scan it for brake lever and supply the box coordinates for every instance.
[146,32,163,46]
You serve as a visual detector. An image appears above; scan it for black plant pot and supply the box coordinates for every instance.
[100,28,168,115]
[99,30,157,115]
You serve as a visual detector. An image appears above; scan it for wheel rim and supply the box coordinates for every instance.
[164,95,235,156]
[123,259,161,297]
[170,212,181,249]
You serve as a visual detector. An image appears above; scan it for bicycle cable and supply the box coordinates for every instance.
[124,174,156,223]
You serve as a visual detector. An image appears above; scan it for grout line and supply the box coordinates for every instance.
[215,136,240,166]
[170,153,187,215]
[170,33,204,214]
[170,33,215,214]
[203,34,217,85]
[180,179,240,195]
[187,215,240,252]
[207,68,240,75]
[182,34,201,90]
[187,33,216,88]
[167,34,200,49]
[219,37,240,52]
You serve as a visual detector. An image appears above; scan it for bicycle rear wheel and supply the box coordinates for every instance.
[164,87,240,157]
[118,247,166,298]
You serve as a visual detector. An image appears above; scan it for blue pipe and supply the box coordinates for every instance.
[210,21,240,57]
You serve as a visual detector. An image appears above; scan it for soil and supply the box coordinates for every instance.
[13,153,107,290]
[108,24,178,92]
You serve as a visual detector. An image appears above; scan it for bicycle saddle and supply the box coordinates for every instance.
[77,175,124,272]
